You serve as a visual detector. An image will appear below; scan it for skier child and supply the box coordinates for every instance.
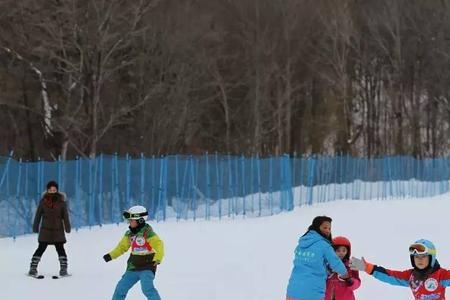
[324,236,361,300]
[350,239,450,300]
[103,205,164,300]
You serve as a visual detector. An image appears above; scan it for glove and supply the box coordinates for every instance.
[344,277,354,286]
[350,256,366,271]
[103,254,112,262]
[150,262,158,275]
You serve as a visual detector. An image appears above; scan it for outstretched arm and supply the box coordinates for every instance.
[350,257,411,287]
[108,236,131,260]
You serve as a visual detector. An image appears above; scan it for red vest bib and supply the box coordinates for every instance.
[409,270,446,300]
[130,229,153,255]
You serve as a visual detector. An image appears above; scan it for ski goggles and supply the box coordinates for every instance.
[409,243,436,256]
[122,211,148,220]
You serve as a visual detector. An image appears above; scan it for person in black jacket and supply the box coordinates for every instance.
[28,181,71,277]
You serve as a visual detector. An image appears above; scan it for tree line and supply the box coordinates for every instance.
[1,0,450,160]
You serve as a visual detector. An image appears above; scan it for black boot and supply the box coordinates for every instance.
[59,256,68,276]
[28,256,40,276]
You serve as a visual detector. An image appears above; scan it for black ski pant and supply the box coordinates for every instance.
[33,242,67,258]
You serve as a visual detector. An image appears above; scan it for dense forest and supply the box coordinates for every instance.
[1,0,450,160]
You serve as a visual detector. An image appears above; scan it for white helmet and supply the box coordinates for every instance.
[123,205,148,221]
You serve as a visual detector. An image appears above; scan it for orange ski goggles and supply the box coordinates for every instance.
[409,243,436,256]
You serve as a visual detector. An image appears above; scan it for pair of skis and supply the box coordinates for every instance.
[28,274,71,279]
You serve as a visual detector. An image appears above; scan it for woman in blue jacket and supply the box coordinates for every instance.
[286,216,348,300]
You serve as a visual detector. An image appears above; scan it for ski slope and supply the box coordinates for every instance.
[1,194,449,300]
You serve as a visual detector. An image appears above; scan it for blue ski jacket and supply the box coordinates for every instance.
[286,230,347,300]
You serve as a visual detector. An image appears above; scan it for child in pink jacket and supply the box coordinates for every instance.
[324,236,361,300]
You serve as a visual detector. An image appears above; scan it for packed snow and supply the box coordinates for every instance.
[1,193,449,299]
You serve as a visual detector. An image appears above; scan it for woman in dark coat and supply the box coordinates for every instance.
[28,180,71,277]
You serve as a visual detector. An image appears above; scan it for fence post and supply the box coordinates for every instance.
[332,156,337,202]
[13,159,23,239]
[114,153,120,224]
[388,156,394,199]
[88,157,93,227]
[0,150,14,193]
[340,154,344,200]
[205,153,211,220]
[257,154,262,217]
[126,153,131,210]
[140,153,145,212]
[57,155,62,188]
[0,151,13,236]
[383,156,389,200]
[443,156,449,194]
[284,154,294,211]
[292,152,296,191]
[234,155,239,215]
[317,156,323,203]
[327,155,332,201]
[250,155,255,214]
[190,155,196,221]
[180,156,188,220]
[98,154,103,226]
[164,156,168,221]
[215,153,222,219]
[280,155,286,210]
[6,155,11,197]
[344,154,349,200]
[75,156,80,230]
[40,158,44,195]
[151,155,156,219]
[110,154,115,223]
[307,155,316,205]
[240,155,246,216]
[365,157,370,200]
[93,157,98,226]
[174,155,179,220]
[351,156,356,200]
[157,156,163,221]
[269,156,273,215]
[227,154,232,218]
[25,161,31,229]
[36,157,41,205]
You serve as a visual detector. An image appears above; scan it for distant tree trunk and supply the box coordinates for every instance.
[284,60,293,154]
[90,64,102,158]
[410,62,422,158]
[430,97,438,157]
[21,65,36,161]
[252,0,263,155]
[310,78,322,154]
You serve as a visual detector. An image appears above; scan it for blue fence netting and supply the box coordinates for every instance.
[1,154,449,238]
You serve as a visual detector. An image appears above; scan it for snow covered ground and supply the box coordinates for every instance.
[1,193,449,299]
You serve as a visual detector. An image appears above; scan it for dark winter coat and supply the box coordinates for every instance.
[32,192,71,244]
